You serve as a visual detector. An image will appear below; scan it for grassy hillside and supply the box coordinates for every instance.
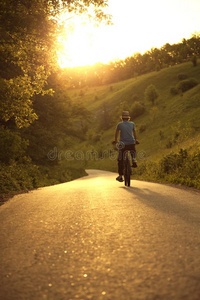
[68,61,200,188]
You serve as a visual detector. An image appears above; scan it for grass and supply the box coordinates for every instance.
[67,60,200,188]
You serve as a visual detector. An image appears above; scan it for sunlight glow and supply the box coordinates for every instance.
[57,14,119,68]
[57,0,200,68]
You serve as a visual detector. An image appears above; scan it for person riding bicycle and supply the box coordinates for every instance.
[114,111,139,182]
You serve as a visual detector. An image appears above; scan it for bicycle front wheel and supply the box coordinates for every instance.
[124,161,131,187]
[125,172,130,186]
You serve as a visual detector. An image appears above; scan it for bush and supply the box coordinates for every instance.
[134,161,159,180]
[130,101,145,119]
[0,126,28,164]
[177,78,198,92]
[0,160,42,193]
[170,86,179,95]
[159,149,200,188]
[131,94,139,101]
[191,56,197,67]
[160,149,188,174]
[178,73,188,80]
[144,84,159,105]
[166,139,173,148]
[134,149,200,189]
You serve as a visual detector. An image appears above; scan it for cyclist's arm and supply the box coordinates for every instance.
[133,129,137,142]
[115,129,120,143]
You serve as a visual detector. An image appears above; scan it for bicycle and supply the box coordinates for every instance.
[112,140,139,186]
[112,141,134,187]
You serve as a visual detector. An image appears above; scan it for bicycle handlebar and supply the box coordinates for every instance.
[112,140,140,145]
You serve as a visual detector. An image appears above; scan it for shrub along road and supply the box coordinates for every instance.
[0,170,200,300]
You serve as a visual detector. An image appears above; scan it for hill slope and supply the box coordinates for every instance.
[68,61,200,188]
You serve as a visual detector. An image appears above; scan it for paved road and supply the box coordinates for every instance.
[0,170,200,300]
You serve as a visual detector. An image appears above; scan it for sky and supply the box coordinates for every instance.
[57,0,200,68]
[106,0,200,55]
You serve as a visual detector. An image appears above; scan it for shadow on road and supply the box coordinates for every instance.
[119,185,200,225]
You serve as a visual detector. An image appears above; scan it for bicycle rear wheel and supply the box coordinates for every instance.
[124,157,131,187]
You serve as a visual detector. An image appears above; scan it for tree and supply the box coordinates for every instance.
[0,0,110,128]
[144,84,159,105]
[192,55,197,67]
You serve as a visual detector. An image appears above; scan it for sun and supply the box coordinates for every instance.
[56,0,200,69]
[56,2,159,69]
[56,3,152,69]
[57,14,114,68]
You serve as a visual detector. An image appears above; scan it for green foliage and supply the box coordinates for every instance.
[166,139,173,149]
[160,149,188,174]
[0,77,39,128]
[24,91,91,165]
[130,101,145,119]
[0,0,109,128]
[0,159,42,193]
[159,149,200,188]
[134,149,200,189]
[39,164,87,185]
[177,78,198,92]
[170,86,179,95]
[0,0,56,127]
[178,73,188,80]
[144,84,159,105]
[192,55,197,67]
[0,159,87,196]
[0,80,92,195]
[131,94,139,102]
[164,121,193,149]
[0,126,28,164]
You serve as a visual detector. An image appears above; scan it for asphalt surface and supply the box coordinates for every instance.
[0,170,200,300]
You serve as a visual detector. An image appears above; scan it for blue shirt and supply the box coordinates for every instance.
[117,121,135,145]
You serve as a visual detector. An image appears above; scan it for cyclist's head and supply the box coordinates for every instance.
[121,111,130,121]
